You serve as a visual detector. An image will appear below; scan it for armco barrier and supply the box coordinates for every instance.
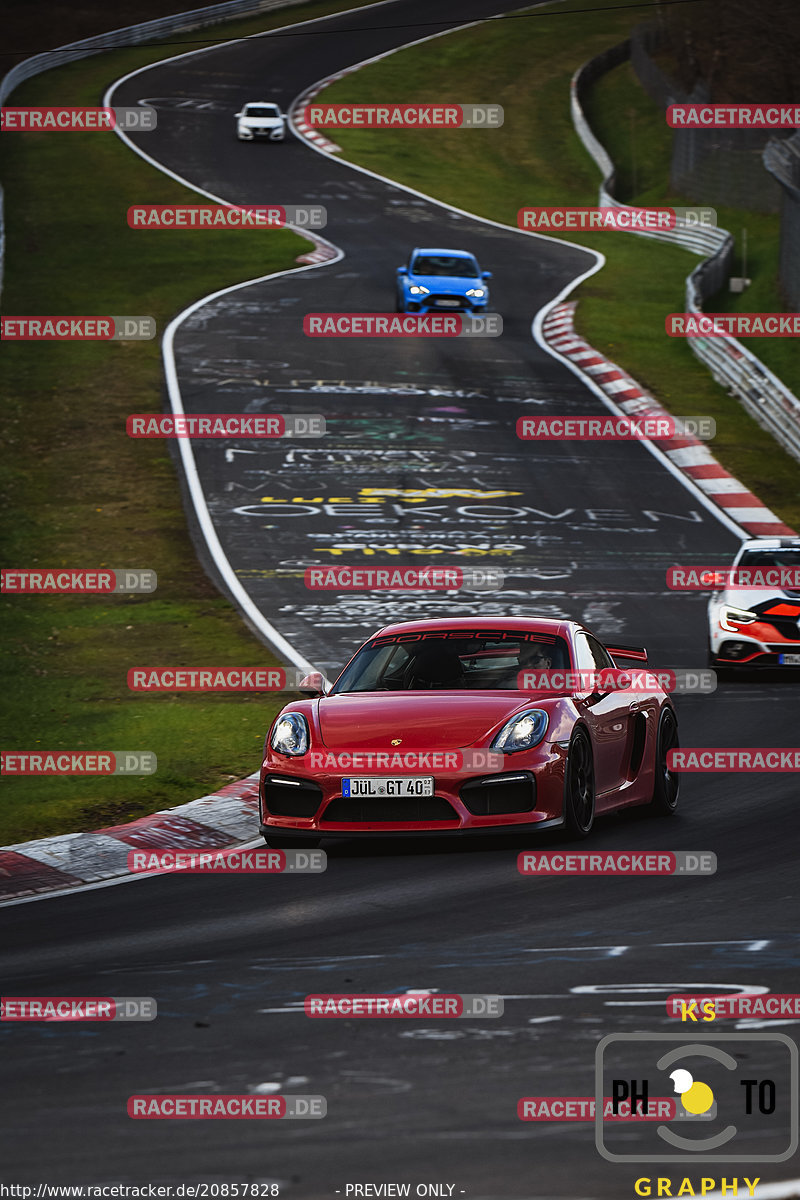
[0,0,311,106]
[570,44,800,468]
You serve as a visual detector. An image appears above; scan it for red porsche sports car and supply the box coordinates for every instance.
[258,617,679,847]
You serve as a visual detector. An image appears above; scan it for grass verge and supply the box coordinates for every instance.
[0,0,381,844]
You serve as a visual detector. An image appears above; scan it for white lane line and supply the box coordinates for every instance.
[702,1183,800,1199]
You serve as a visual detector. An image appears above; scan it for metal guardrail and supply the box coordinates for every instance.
[570,52,800,467]
[0,0,309,106]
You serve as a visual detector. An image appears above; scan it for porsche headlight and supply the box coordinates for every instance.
[270,712,309,756]
[465,288,486,297]
[719,605,757,632]
[408,285,429,294]
[491,709,548,754]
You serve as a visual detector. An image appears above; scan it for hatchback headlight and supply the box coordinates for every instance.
[408,285,430,294]
[270,712,309,756]
[491,709,548,754]
[465,288,486,297]
[719,605,757,632]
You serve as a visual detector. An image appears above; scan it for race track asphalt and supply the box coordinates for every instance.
[2,2,799,1195]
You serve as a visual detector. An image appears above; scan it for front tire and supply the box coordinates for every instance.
[263,833,321,849]
[564,727,595,838]
[649,707,680,815]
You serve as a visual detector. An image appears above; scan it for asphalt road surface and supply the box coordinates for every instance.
[3,1,799,1196]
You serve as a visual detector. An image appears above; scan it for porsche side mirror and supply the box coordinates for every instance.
[298,671,328,697]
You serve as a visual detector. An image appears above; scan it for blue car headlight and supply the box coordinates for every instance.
[408,285,430,295]
[465,288,486,298]
[491,709,548,754]
[270,712,309,756]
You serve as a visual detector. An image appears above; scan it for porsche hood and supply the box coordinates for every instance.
[316,692,536,750]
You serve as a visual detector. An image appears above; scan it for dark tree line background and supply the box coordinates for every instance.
[0,0,797,98]
[656,0,800,101]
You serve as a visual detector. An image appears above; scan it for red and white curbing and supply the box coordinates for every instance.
[293,71,351,155]
[295,244,339,265]
[0,772,261,903]
[542,302,796,538]
[292,66,364,155]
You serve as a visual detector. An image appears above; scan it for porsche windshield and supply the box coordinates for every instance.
[411,255,479,277]
[330,632,571,692]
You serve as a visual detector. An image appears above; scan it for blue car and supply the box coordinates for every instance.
[396,247,492,314]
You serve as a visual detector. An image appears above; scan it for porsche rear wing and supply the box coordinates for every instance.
[605,642,648,667]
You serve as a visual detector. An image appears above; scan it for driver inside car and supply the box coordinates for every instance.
[403,646,466,689]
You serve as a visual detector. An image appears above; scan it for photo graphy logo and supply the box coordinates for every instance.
[595,1032,798,1162]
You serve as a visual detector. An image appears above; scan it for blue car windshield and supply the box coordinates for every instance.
[411,256,479,277]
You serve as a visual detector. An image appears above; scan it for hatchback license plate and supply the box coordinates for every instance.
[341,776,434,797]
[436,299,461,307]
[778,653,800,665]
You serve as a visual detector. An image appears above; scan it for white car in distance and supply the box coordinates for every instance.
[235,102,286,142]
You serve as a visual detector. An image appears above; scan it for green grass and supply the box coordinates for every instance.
[0,0,383,845]
[313,0,800,529]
